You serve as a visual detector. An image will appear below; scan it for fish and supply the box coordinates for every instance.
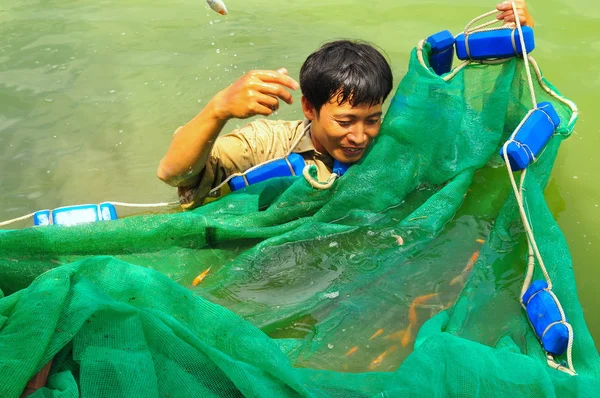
[369,345,397,370]
[369,329,384,340]
[450,251,480,286]
[476,239,485,244]
[192,267,212,286]
[409,293,440,323]
[392,235,404,246]
[345,346,359,357]
[206,0,228,15]
[401,325,412,348]
[384,329,406,341]
[385,293,440,348]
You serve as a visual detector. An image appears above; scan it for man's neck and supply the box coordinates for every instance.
[308,122,327,155]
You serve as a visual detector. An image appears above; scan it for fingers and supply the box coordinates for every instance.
[249,70,300,91]
[497,11,528,24]
[256,93,280,111]
[496,0,525,11]
[253,82,294,104]
[502,14,528,24]
[250,101,276,117]
[496,8,529,25]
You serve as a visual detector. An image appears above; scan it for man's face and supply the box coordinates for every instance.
[302,95,383,164]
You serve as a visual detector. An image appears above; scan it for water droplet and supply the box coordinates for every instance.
[249,42,254,46]
[121,32,126,36]
[573,176,578,179]
[327,344,334,349]
[216,49,221,54]
[324,291,339,299]
[110,89,116,94]
[119,129,123,133]
[44,98,53,103]
[144,82,148,85]
[229,32,235,36]
[329,241,338,248]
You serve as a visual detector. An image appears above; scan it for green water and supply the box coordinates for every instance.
[1,0,598,347]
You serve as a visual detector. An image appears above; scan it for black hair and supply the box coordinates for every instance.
[299,40,393,113]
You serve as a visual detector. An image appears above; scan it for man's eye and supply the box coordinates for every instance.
[337,121,352,127]
[366,119,381,125]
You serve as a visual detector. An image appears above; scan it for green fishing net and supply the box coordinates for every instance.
[1,43,599,397]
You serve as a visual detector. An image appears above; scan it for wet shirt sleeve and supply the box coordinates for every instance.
[177,119,301,210]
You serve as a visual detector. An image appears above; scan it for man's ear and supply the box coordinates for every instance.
[301,96,318,121]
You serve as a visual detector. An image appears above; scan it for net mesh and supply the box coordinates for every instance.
[1,44,599,397]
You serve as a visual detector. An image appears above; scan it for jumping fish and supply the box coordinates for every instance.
[192,267,212,286]
[206,0,228,15]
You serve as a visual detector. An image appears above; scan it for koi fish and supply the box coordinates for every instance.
[409,293,440,323]
[369,329,384,340]
[369,345,397,370]
[401,325,412,347]
[206,0,228,15]
[476,239,485,244]
[384,329,406,341]
[450,251,480,286]
[345,346,359,357]
[385,293,440,348]
[192,267,212,286]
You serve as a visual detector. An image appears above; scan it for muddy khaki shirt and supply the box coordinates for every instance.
[177,119,335,209]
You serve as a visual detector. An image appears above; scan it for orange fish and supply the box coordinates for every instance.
[369,345,397,370]
[401,325,412,347]
[409,293,440,323]
[369,329,384,340]
[384,329,406,341]
[450,251,480,286]
[345,346,359,357]
[385,293,440,348]
[476,239,485,244]
[192,267,212,287]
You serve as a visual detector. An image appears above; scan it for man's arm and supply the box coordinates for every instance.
[157,68,300,187]
[496,0,535,27]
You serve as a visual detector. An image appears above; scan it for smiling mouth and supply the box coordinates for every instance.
[342,147,365,155]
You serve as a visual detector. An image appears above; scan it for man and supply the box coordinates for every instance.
[157,1,534,210]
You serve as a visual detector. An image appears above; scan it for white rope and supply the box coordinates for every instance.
[500,1,576,375]
[511,1,537,107]
[0,200,180,227]
[104,201,180,208]
[463,9,501,33]
[527,56,579,128]
[302,165,338,190]
[0,212,38,227]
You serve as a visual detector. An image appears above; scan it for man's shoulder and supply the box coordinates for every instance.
[224,118,305,139]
